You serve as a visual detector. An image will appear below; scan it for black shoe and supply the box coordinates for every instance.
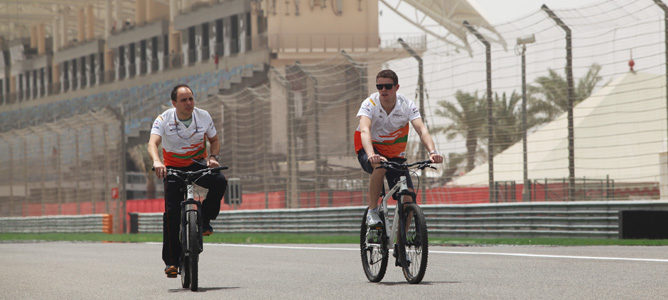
[164,265,178,278]
[202,222,213,236]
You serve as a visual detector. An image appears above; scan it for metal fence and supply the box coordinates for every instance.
[0,109,124,231]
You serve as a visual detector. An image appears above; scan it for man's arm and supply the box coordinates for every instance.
[410,118,443,163]
[206,134,220,167]
[148,134,167,178]
[359,116,385,164]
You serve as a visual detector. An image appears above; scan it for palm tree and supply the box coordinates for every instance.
[433,91,486,172]
[488,91,547,155]
[491,91,522,155]
[528,63,602,124]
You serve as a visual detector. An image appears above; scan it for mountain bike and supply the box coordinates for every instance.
[360,160,435,284]
[166,166,228,291]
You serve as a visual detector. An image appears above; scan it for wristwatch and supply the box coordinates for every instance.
[428,150,439,155]
[208,154,218,160]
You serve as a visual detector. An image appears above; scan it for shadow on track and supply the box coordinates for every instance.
[168,287,240,293]
[375,281,460,286]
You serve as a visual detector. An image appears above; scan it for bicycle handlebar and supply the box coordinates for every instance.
[150,166,228,184]
[167,166,228,182]
[377,160,436,171]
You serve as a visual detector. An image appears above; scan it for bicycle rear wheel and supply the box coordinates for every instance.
[399,202,428,284]
[360,208,388,282]
[187,210,199,291]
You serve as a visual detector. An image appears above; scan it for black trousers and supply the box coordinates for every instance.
[162,163,227,266]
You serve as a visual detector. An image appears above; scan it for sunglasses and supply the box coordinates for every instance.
[376,83,395,90]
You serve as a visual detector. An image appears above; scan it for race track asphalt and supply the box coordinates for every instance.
[2,242,667,299]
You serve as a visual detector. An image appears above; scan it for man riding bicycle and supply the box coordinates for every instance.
[147,84,228,278]
[355,69,443,228]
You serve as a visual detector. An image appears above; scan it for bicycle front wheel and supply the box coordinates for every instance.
[180,250,191,288]
[360,208,388,282]
[180,213,190,289]
[400,202,428,284]
[187,210,199,291]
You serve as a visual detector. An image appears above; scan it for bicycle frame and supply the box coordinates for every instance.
[379,175,410,247]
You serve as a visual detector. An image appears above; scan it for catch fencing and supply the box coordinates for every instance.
[0,109,124,232]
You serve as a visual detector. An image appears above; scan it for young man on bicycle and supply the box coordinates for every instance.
[355,69,443,227]
[147,84,228,278]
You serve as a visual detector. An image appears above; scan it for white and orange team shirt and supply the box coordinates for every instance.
[354,92,421,158]
[151,107,217,167]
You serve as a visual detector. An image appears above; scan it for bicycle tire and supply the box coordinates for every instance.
[399,202,428,284]
[180,257,190,288]
[360,208,388,282]
[187,210,199,291]
[180,212,190,289]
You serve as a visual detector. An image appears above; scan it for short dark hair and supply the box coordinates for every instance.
[376,69,398,85]
[171,84,193,101]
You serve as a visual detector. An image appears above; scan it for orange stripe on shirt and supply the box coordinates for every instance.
[163,147,207,167]
[354,124,409,158]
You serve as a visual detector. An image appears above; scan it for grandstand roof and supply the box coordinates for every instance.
[452,71,667,185]
[379,0,505,54]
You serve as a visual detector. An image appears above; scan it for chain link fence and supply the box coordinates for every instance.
[0,108,123,231]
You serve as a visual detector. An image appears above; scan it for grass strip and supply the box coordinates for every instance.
[1,233,668,246]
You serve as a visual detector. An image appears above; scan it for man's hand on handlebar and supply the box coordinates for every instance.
[207,156,220,168]
[429,152,444,164]
[153,160,167,179]
[367,153,387,164]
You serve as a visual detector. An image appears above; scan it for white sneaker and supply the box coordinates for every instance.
[366,208,383,228]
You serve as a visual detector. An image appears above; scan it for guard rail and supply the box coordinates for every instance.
[131,200,668,238]
[0,214,113,233]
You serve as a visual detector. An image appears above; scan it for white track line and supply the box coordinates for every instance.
[430,250,668,263]
[203,243,668,263]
